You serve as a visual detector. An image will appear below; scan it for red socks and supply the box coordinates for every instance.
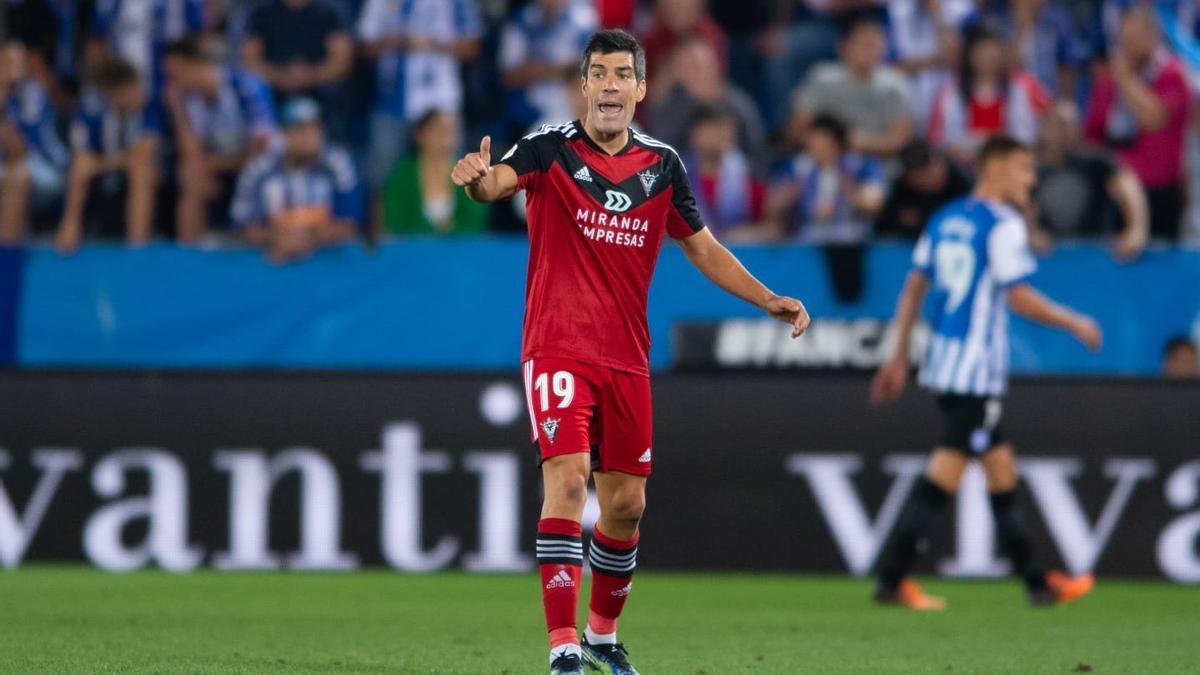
[537,518,583,648]
[586,527,638,636]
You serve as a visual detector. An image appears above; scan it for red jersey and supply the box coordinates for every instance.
[498,120,705,376]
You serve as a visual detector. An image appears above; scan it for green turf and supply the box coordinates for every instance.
[0,568,1196,674]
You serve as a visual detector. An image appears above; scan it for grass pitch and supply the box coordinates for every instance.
[0,568,1196,674]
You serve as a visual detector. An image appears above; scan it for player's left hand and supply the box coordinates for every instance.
[764,295,810,338]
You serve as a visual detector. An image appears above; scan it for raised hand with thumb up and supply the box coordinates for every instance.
[451,136,492,187]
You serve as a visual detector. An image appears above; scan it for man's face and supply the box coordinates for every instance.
[1118,13,1158,62]
[417,111,459,157]
[672,42,720,97]
[690,117,735,161]
[805,129,841,166]
[1164,344,1199,378]
[841,24,885,74]
[0,44,27,85]
[106,82,146,111]
[1038,103,1079,153]
[989,150,1037,206]
[968,38,1006,80]
[284,121,323,161]
[581,51,646,136]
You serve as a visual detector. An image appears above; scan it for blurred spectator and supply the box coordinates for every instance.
[927,23,1049,162]
[647,37,765,166]
[1036,101,1148,261]
[87,0,205,87]
[164,37,277,243]
[787,15,914,157]
[380,108,486,237]
[1084,6,1189,240]
[231,98,362,263]
[971,0,1088,100]
[3,0,85,107]
[359,0,482,186]
[640,0,729,83]
[887,0,972,132]
[766,113,885,243]
[57,57,161,253]
[0,41,70,242]
[498,0,594,139]
[242,0,353,131]
[596,0,636,30]
[876,139,971,239]
[1162,335,1199,378]
[681,105,765,241]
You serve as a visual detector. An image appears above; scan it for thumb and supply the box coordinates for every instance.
[479,136,491,163]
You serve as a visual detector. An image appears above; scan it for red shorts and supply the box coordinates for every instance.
[522,357,653,476]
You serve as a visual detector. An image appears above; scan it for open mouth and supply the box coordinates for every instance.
[598,101,624,118]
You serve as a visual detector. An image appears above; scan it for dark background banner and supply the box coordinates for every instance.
[0,371,1197,580]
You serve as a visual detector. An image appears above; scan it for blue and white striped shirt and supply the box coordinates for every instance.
[913,197,1037,396]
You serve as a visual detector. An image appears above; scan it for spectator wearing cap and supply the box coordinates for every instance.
[0,41,70,243]
[380,109,486,237]
[767,113,885,243]
[56,57,162,253]
[787,15,914,158]
[164,37,277,243]
[86,0,204,89]
[498,0,595,138]
[647,36,766,169]
[1036,100,1148,261]
[358,0,482,187]
[681,105,766,241]
[231,98,363,263]
[1162,336,1199,378]
[927,23,1049,163]
[1084,6,1190,241]
[876,140,972,239]
[242,0,353,134]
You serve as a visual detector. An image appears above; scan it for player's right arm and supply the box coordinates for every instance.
[451,136,520,203]
[870,269,930,405]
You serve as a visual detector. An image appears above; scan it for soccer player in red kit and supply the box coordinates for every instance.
[451,29,810,675]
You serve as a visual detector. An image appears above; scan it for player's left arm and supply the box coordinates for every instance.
[677,228,810,338]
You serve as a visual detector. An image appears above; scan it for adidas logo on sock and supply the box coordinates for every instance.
[545,570,576,589]
[638,448,652,463]
[574,166,593,182]
[611,582,632,597]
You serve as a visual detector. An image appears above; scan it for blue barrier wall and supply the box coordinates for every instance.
[9,239,1200,373]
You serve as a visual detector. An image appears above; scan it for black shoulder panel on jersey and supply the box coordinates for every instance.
[552,142,674,212]
[635,132,705,234]
[497,123,575,176]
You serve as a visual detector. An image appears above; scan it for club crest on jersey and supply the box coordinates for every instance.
[541,417,561,444]
[637,170,658,197]
[603,190,632,213]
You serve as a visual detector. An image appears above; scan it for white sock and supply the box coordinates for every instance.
[584,626,617,645]
[549,642,582,665]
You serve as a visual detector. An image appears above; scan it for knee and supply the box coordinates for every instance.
[604,490,646,531]
[4,161,30,188]
[546,469,589,510]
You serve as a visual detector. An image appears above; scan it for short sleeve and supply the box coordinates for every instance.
[911,231,933,275]
[357,0,389,41]
[497,126,558,192]
[988,218,1037,287]
[664,151,705,239]
[453,0,483,39]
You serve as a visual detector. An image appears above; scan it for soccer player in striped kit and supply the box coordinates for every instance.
[870,135,1103,610]
[452,29,810,675]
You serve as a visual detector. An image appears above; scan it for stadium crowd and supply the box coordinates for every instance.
[0,0,1199,262]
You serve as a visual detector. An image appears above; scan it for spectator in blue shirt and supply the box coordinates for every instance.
[0,41,69,243]
[231,98,362,263]
[4,0,86,107]
[164,37,277,243]
[57,57,161,253]
[766,113,886,243]
[357,0,482,186]
[87,0,204,91]
[498,0,596,133]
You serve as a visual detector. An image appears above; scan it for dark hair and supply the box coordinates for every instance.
[581,29,646,82]
[1164,335,1198,357]
[839,11,886,42]
[959,21,1007,100]
[899,139,939,173]
[977,135,1030,165]
[809,113,849,150]
[164,36,211,63]
[91,57,140,90]
[688,103,733,130]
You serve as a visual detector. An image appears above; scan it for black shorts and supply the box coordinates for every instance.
[935,394,1007,455]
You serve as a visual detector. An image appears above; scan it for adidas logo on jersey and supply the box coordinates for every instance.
[638,448,652,463]
[574,166,593,182]
[545,570,576,590]
[611,583,632,597]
